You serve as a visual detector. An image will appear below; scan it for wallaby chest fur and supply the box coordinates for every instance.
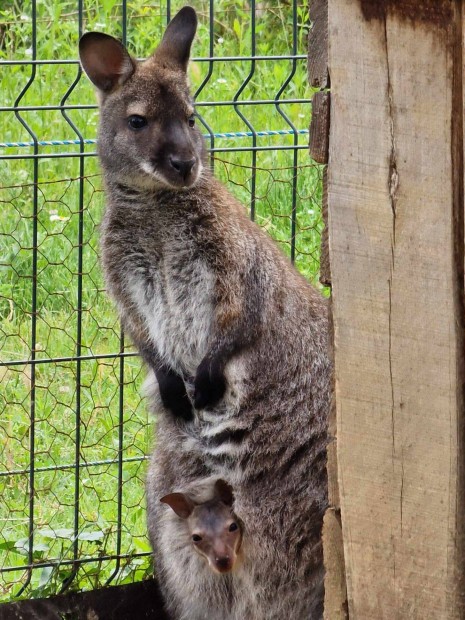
[80,7,331,619]
[101,176,322,376]
[101,185,217,375]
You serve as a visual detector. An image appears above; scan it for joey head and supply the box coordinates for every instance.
[161,479,242,575]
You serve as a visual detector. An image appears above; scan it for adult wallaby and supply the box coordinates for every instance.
[79,6,331,619]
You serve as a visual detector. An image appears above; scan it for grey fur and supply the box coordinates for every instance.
[79,6,331,619]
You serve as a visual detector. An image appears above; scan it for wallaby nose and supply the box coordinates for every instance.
[169,156,196,180]
[215,556,232,572]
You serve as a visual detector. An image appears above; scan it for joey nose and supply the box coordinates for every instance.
[169,156,196,180]
[216,556,232,572]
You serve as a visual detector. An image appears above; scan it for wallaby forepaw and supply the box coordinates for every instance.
[157,367,194,421]
[160,390,194,421]
[168,395,195,421]
[194,357,226,409]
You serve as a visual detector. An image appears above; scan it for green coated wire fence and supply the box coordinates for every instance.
[0,0,323,601]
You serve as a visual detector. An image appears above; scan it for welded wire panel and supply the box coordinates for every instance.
[0,0,323,600]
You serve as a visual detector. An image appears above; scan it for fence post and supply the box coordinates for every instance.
[327,0,465,617]
[309,1,349,617]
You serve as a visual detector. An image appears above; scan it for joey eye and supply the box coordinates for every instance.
[192,534,202,543]
[127,115,147,130]
[229,523,238,532]
[188,114,196,128]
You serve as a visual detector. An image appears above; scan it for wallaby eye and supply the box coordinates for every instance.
[192,534,202,543]
[229,523,238,532]
[127,115,148,130]
[188,114,196,128]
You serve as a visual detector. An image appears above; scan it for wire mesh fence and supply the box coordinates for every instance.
[0,0,324,601]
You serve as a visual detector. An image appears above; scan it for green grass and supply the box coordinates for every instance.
[0,0,324,601]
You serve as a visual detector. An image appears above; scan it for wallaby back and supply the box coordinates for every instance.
[80,7,330,620]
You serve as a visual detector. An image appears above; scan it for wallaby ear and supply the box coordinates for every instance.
[160,492,195,519]
[79,32,135,92]
[214,479,234,506]
[154,6,197,71]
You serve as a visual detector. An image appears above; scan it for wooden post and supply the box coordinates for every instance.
[308,0,329,90]
[309,2,349,617]
[328,0,465,618]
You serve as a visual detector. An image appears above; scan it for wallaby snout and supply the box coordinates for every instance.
[209,551,233,574]
[170,156,196,182]
[200,532,240,575]
[155,118,201,187]
[214,555,232,573]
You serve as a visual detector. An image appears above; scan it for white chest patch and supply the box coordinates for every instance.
[126,249,215,375]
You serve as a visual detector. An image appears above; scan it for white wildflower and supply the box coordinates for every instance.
[50,214,70,222]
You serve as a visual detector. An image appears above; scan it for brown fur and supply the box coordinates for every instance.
[80,7,331,619]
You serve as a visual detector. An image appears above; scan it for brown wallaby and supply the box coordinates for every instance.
[160,479,242,575]
[79,6,331,620]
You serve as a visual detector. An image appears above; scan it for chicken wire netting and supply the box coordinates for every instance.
[0,0,323,600]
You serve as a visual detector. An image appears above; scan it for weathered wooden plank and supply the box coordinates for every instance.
[323,508,348,620]
[308,3,344,612]
[319,166,331,286]
[309,91,330,164]
[328,0,465,617]
[322,292,348,616]
[323,404,348,620]
[308,0,329,88]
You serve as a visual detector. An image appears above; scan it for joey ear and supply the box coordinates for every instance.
[160,492,195,519]
[154,6,197,71]
[79,32,135,92]
[214,479,234,507]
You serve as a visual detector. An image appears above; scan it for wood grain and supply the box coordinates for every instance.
[319,166,331,286]
[328,0,465,616]
[308,0,329,88]
[323,508,349,620]
[309,91,330,164]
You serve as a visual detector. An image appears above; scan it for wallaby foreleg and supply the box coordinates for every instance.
[137,341,194,421]
[156,364,194,421]
[194,263,263,410]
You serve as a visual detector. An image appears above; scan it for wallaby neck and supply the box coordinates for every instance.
[103,169,213,216]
